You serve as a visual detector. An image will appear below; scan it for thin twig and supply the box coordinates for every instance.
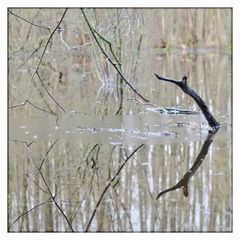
[39,139,58,170]
[132,34,143,81]
[85,144,144,232]
[81,9,149,103]
[35,8,68,72]
[10,9,68,113]
[9,139,34,147]
[92,29,121,67]
[8,199,52,231]
[24,8,68,113]
[8,9,51,31]
[9,99,56,116]
[142,169,161,225]
[25,173,49,194]
[19,44,47,68]
[29,140,74,232]
[36,71,66,113]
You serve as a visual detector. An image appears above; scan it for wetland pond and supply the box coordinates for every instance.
[8,8,232,232]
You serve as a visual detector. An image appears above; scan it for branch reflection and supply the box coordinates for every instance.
[156,130,218,200]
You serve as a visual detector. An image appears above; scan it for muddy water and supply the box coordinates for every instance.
[8,9,231,232]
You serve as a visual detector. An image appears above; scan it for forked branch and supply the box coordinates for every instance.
[81,8,149,103]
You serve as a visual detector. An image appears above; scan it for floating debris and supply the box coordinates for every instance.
[147,107,200,115]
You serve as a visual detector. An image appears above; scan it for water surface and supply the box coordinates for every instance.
[8,8,232,232]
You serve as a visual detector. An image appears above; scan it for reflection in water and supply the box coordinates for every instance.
[156,131,216,199]
[85,144,145,232]
[8,122,231,232]
[8,9,232,232]
[8,59,232,232]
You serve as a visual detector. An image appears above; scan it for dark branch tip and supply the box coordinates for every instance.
[182,76,187,85]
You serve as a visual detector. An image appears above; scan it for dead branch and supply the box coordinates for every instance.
[8,10,51,31]
[92,28,122,68]
[30,9,68,113]
[155,74,220,132]
[81,8,149,103]
[9,9,68,114]
[9,99,56,116]
[36,72,66,113]
[19,44,47,68]
[11,9,68,115]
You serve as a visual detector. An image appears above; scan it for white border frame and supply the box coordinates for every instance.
[1,1,239,239]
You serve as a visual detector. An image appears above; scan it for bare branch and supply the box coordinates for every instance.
[28,139,74,232]
[10,9,68,114]
[92,28,122,68]
[85,144,144,232]
[9,99,56,116]
[8,9,51,31]
[19,44,47,68]
[9,139,34,147]
[25,173,49,194]
[36,72,66,113]
[23,8,68,114]
[35,8,68,72]
[39,139,58,170]
[155,74,220,132]
[8,199,52,231]
[81,8,149,103]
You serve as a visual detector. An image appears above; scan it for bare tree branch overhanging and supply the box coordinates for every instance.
[155,74,220,132]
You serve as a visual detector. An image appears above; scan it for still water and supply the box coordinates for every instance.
[9,52,232,232]
[8,9,231,232]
